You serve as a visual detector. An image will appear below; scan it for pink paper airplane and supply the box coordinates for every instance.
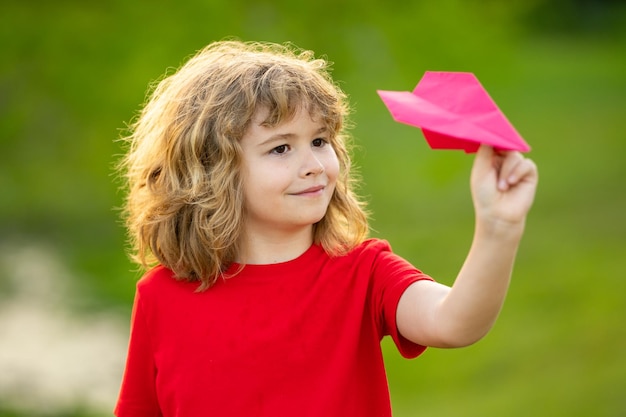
[377,71,530,153]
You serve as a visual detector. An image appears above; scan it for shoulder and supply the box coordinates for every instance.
[136,265,197,295]
[323,238,399,276]
[133,266,203,318]
[344,238,430,282]
[137,265,173,287]
[346,238,393,258]
[340,238,398,268]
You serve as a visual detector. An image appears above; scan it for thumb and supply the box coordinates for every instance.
[471,145,496,185]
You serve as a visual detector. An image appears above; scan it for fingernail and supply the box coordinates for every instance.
[498,179,508,190]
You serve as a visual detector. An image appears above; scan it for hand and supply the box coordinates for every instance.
[470,145,538,229]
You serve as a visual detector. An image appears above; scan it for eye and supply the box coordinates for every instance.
[312,138,327,147]
[270,144,290,155]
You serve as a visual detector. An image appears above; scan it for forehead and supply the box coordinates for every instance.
[249,104,325,130]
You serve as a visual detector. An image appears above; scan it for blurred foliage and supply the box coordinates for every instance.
[1,0,625,416]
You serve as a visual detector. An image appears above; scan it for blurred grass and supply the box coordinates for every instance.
[1,0,625,416]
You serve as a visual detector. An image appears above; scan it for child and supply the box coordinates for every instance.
[114,40,538,417]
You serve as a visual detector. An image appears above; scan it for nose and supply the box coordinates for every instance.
[300,149,325,177]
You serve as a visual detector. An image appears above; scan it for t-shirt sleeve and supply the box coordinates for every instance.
[369,240,434,359]
[114,286,162,417]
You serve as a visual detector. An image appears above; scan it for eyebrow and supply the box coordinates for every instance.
[258,126,327,147]
[258,133,295,148]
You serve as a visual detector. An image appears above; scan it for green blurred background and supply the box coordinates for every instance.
[1,0,625,416]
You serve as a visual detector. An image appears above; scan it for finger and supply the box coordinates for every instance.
[495,152,521,190]
[499,155,537,190]
[471,145,495,181]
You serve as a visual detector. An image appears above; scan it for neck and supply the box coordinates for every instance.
[238,226,315,265]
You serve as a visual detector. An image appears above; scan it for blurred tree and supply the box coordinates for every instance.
[522,0,626,35]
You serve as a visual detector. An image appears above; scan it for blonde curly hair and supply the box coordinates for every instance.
[118,40,369,290]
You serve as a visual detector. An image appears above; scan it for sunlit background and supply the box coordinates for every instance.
[1,0,625,416]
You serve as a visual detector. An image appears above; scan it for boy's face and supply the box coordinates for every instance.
[240,106,339,240]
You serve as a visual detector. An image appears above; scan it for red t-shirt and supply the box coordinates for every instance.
[115,238,432,417]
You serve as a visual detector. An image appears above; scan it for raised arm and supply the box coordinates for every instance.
[397,145,538,348]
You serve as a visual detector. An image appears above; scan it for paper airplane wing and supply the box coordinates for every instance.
[377,71,530,153]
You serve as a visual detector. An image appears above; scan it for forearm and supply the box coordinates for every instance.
[436,219,525,346]
[397,147,537,348]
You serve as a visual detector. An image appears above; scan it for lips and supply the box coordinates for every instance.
[292,185,325,195]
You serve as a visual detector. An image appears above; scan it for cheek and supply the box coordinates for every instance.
[243,159,289,196]
[325,151,341,182]
[241,162,264,208]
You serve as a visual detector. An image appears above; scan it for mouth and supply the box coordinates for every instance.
[291,185,325,196]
